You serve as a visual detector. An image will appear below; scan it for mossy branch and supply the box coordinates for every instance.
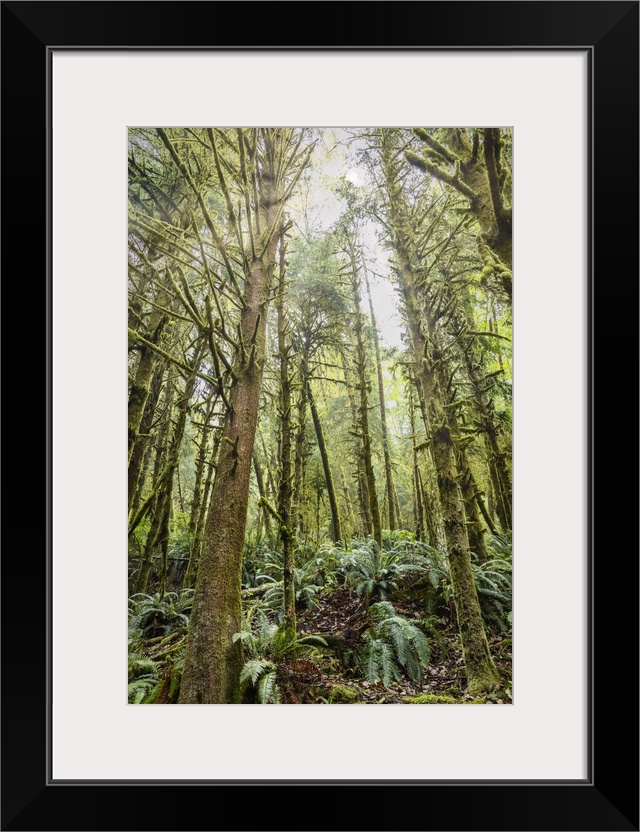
[259,496,283,525]
[413,128,460,165]
[156,128,243,302]
[405,150,477,203]
[483,128,507,228]
[128,328,217,387]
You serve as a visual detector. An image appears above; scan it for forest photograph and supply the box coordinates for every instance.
[127,126,512,706]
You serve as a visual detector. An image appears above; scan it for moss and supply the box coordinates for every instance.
[328,684,358,703]
[402,693,457,704]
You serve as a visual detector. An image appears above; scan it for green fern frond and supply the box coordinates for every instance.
[128,674,157,704]
[257,669,280,704]
[240,659,273,687]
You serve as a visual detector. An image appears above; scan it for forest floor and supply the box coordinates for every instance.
[293,581,512,705]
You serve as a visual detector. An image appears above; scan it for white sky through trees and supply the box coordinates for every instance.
[288,128,404,349]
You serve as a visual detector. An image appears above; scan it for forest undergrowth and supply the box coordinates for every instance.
[128,529,512,705]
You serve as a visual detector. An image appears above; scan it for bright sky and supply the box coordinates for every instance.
[287,128,404,349]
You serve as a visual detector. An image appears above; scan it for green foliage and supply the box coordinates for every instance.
[128,673,158,704]
[431,534,512,631]
[361,601,431,685]
[337,538,435,605]
[128,589,194,639]
[233,609,327,704]
[239,660,281,704]
[488,531,512,560]
[242,541,349,619]
[127,589,191,703]
[472,550,512,632]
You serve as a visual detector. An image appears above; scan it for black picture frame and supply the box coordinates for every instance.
[2,2,638,830]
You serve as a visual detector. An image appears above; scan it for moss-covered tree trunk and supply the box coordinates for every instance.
[128,286,170,465]
[379,129,499,692]
[183,430,220,590]
[307,380,343,544]
[187,399,215,545]
[128,360,165,515]
[339,466,357,537]
[276,233,296,636]
[345,373,372,537]
[346,243,381,548]
[364,265,396,531]
[134,383,174,592]
[409,388,426,541]
[179,129,295,704]
[136,354,201,596]
[252,455,273,539]
[459,328,512,531]
[457,451,489,562]
[293,352,309,538]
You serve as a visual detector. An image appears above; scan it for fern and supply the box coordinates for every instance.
[336,538,441,606]
[128,590,193,639]
[240,659,275,688]
[234,609,327,703]
[361,602,431,685]
[257,668,280,704]
[128,674,157,704]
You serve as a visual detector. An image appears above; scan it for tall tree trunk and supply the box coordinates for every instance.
[409,390,426,541]
[460,334,512,531]
[128,360,165,514]
[128,286,170,465]
[137,355,201,596]
[183,430,220,590]
[420,469,439,549]
[252,455,273,539]
[363,265,397,531]
[293,363,309,538]
[345,373,372,536]
[179,129,296,704]
[339,466,357,537]
[457,450,489,562]
[276,233,296,636]
[307,380,343,544]
[187,398,215,543]
[134,383,175,592]
[475,485,498,537]
[346,243,381,548]
[379,130,499,692]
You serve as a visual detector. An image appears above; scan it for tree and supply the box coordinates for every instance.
[406,128,512,303]
[169,128,314,704]
[376,128,500,692]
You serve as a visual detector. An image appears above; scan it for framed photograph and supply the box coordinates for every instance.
[2,2,637,830]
